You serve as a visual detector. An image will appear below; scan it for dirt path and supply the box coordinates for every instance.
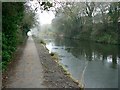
[4,36,45,88]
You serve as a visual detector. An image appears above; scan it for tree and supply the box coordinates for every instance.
[51,2,119,44]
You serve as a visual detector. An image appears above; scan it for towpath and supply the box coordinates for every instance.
[4,36,45,88]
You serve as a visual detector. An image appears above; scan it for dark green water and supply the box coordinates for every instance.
[44,37,119,88]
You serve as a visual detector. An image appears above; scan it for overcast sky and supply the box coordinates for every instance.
[29,0,55,25]
[38,11,55,25]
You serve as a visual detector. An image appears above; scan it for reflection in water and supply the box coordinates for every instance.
[44,37,119,88]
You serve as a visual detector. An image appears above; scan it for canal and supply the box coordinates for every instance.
[42,36,119,88]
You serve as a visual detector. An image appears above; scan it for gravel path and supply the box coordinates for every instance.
[3,36,45,88]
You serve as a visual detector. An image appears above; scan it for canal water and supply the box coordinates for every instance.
[43,37,119,88]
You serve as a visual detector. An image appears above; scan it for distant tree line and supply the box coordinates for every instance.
[52,2,120,44]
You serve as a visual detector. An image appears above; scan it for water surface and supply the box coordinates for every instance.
[43,37,119,88]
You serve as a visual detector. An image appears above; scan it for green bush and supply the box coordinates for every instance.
[2,2,35,71]
[2,3,25,71]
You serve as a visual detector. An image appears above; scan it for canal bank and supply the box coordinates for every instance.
[39,36,118,88]
[33,37,81,88]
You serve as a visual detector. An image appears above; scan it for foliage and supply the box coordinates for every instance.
[40,2,53,10]
[52,2,120,45]
[2,2,37,71]
[22,4,37,35]
[2,1,54,71]
[2,3,25,71]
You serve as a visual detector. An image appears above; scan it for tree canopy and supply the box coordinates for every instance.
[52,2,120,44]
